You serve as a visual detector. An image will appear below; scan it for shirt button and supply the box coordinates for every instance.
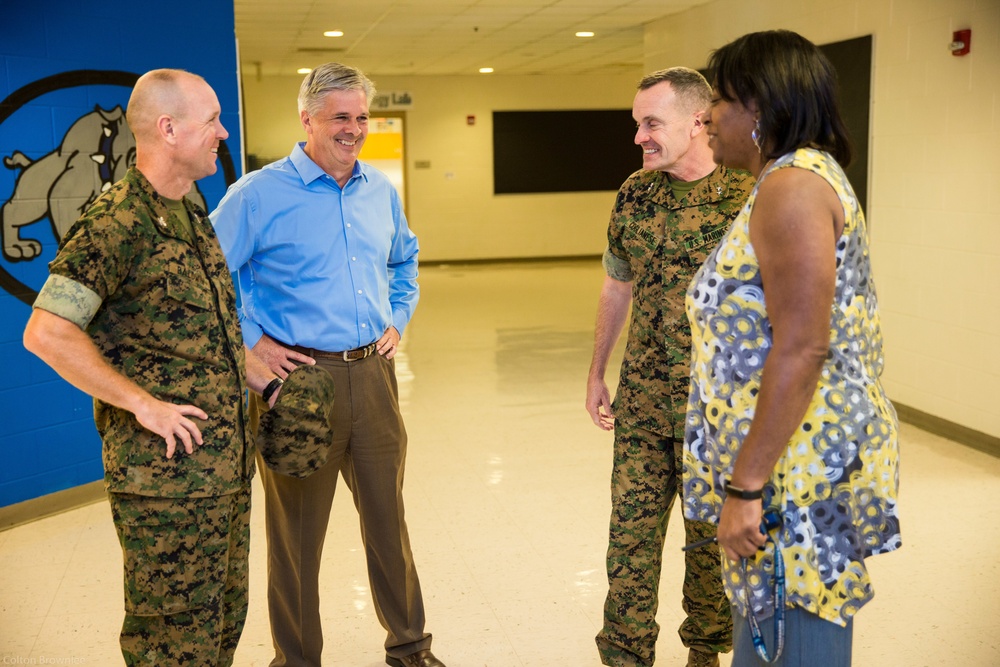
[346,223,352,228]
[352,256,357,261]
[357,289,363,294]
[361,323,367,328]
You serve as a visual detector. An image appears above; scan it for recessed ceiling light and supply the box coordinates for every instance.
[297,68,312,74]
[323,30,344,37]
[479,67,494,74]
[576,31,595,38]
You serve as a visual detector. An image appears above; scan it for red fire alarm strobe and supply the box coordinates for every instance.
[951,28,971,56]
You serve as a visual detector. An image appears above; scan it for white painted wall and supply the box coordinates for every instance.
[643,0,1000,437]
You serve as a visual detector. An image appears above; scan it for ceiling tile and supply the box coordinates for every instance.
[238,0,712,77]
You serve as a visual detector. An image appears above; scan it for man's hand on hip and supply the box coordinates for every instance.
[133,397,207,459]
[253,334,315,378]
[377,326,401,359]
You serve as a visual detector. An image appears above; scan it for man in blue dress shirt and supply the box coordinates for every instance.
[211,62,444,667]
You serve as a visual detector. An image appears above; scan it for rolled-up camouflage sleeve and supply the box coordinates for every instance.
[33,274,102,329]
[603,181,634,282]
[46,213,131,306]
[35,211,132,329]
[602,246,632,282]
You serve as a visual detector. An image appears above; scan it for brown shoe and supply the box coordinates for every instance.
[386,649,446,667]
[687,649,720,667]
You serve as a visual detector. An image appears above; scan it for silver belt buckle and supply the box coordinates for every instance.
[342,344,371,362]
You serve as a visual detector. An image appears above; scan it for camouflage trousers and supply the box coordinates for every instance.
[109,486,252,666]
[597,425,731,666]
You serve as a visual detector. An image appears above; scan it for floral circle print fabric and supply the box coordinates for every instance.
[683,148,901,627]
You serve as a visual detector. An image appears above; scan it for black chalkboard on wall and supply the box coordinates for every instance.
[492,108,640,194]
[821,35,872,214]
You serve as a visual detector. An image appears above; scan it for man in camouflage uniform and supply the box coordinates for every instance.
[23,69,281,666]
[585,68,754,667]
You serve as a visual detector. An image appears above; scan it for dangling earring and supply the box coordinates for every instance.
[751,119,762,153]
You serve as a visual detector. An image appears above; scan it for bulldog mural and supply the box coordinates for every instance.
[1,104,206,261]
[0,69,233,306]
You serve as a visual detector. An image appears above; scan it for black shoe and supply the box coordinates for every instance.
[386,648,446,667]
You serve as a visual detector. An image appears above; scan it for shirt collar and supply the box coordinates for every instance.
[290,142,368,187]
[126,167,203,241]
[649,164,730,208]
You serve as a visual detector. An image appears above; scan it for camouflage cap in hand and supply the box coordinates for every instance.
[257,365,336,478]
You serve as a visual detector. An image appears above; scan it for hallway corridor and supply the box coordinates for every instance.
[2,260,998,666]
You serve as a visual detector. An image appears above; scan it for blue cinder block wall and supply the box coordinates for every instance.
[0,1,242,507]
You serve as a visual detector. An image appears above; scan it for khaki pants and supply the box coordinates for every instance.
[256,352,431,667]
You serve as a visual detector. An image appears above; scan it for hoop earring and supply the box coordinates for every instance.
[751,119,762,153]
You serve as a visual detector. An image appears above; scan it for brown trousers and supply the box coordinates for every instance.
[255,352,430,667]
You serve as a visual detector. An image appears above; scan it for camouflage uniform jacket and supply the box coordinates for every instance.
[605,165,753,439]
[45,167,253,497]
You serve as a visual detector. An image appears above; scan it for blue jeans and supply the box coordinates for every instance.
[731,608,853,667]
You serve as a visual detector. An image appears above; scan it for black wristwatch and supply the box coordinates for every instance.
[724,480,764,500]
[262,377,284,402]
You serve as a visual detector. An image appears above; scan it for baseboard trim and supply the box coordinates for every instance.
[1,403,994,530]
[420,254,601,267]
[894,402,1000,458]
[0,481,106,532]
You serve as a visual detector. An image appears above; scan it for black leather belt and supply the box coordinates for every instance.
[295,342,377,362]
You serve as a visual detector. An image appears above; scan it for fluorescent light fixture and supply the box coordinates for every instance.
[297,68,312,74]
[479,67,494,73]
[324,30,344,37]
[575,31,595,37]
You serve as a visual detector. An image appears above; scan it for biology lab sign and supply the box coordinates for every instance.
[371,91,413,111]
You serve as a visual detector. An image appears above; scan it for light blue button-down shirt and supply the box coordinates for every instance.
[210,143,419,351]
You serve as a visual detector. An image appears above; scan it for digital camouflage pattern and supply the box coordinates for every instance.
[599,432,731,666]
[597,166,753,667]
[42,167,254,497]
[605,166,754,440]
[34,166,255,664]
[111,486,251,666]
[257,364,336,478]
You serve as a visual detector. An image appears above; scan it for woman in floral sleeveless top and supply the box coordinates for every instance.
[683,30,900,667]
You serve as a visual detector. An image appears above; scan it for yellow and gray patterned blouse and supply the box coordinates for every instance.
[682,148,900,626]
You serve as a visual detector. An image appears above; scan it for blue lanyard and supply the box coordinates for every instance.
[741,514,785,662]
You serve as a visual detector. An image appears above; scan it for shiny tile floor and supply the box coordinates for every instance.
[2,260,1000,666]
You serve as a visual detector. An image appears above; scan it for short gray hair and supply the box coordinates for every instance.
[637,67,711,113]
[297,62,376,115]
